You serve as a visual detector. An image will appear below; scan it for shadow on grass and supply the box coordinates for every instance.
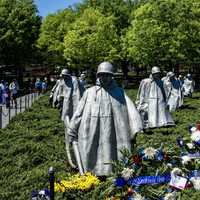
[179,104,197,110]
[143,126,175,135]
[190,96,200,100]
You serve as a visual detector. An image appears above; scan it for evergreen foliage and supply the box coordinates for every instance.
[0,91,200,199]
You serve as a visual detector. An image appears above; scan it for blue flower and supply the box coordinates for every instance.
[170,159,177,166]
[138,148,145,157]
[114,177,126,187]
[123,157,129,165]
[31,190,38,198]
[127,196,134,200]
[189,170,200,178]
[31,188,50,200]
[195,140,200,147]
[155,150,164,161]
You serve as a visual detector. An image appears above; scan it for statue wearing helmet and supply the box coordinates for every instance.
[97,61,114,75]
[136,66,174,128]
[49,73,64,108]
[68,61,143,176]
[162,71,183,112]
[183,74,195,97]
[78,73,87,92]
[96,62,115,89]
[54,68,84,169]
[151,66,161,74]
[61,69,70,76]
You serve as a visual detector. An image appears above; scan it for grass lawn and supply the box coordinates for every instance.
[0,89,200,199]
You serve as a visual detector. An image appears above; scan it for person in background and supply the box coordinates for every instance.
[4,82,10,108]
[68,62,143,176]
[136,66,175,129]
[42,80,47,93]
[35,78,42,94]
[9,79,19,108]
[29,79,35,93]
[0,80,5,104]
[56,69,83,168]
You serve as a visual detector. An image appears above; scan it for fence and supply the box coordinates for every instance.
[0,93,39,129]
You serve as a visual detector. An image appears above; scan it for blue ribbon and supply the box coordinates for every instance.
[127,173,171,186]
[115,174,171,187]
[189,170,200,178]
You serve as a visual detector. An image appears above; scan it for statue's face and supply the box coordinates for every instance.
[98,73,113,88]
[63,75,71,81]
[152,72,161,80]
[170,75,175,81]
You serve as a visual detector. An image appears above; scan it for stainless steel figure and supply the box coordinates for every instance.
[183,74,195,97]
[163,71,183,112]
[136,66,175,128]
[56,69,84,169]
[72,141,84,175]
[68,62,143,176]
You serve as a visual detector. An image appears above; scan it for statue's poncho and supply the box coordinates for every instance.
[163,78,183,112]
[183,78,195,96]
[136,78,174,128]
[57,76,82,126]
[51,79,61,107]
[68,81,143,176]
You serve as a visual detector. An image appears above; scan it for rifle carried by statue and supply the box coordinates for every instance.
[65,116,84,175]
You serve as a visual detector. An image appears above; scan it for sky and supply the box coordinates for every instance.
[34,0,82,17]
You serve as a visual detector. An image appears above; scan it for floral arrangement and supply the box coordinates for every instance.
[54,172,100,192]
[106,147,173,199]
[176,124,200,168]
[32,127,200,199]
[107,134,200,200]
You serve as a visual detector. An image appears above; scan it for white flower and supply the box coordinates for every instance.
[171,168,182,177]
[166,163,173,168]
[191,130,200,142]
[181,155,191,165]
[190,127,197,133]
[134,193,145,200]
[190,177,200,191]
[121,168,134,181]
[186,143,194,149]
[164,192,177,200]
[143,147,156,159]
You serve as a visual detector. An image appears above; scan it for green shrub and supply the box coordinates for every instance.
[0,91,200,199]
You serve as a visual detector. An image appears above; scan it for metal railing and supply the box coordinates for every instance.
[0,93,40,129]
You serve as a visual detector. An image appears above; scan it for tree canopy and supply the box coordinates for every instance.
[0,0,200,75]
[63,8,119,70]
[0,0,41,65]
[37,8,76,66]
[124,0,200,70]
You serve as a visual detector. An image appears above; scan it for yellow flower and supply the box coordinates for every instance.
[54,172,100,192]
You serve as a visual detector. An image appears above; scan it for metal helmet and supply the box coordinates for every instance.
[61,69,70,76]
[187,73,191,78]
[151,66,161,74]
[167,71,175,78]
[97,62,114,75]
[80,73,86,78]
